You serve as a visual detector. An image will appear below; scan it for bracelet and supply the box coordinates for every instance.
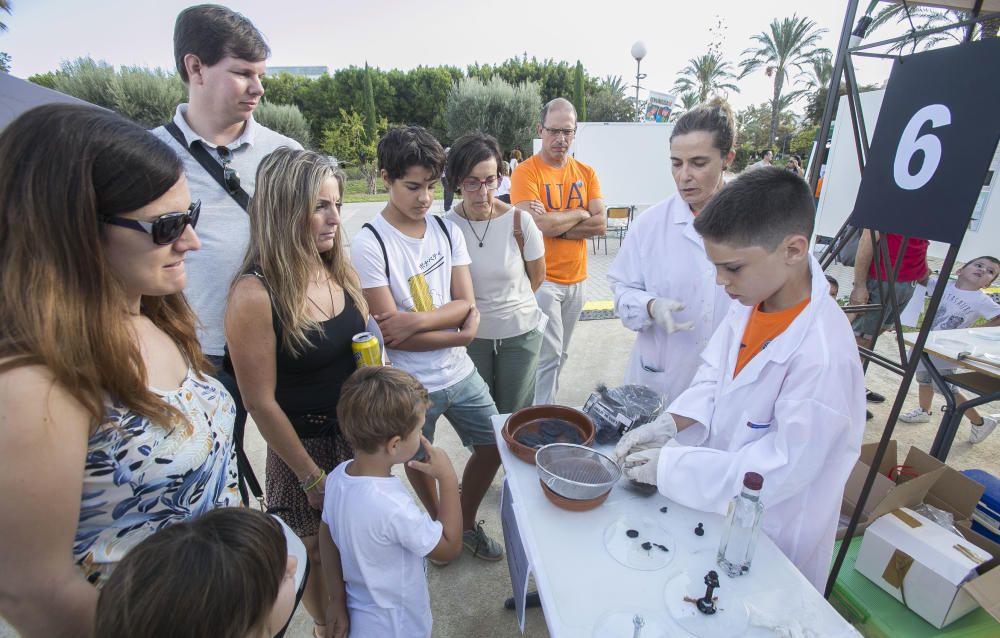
[301,469,326,493]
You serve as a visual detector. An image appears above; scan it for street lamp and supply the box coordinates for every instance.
[631,41,647,122]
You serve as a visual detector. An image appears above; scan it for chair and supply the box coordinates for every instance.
[591,206,633,254]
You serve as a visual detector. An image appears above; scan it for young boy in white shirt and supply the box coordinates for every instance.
[319,366,462,638]
[350,126,503,562]
[615,167,866,590]
[898,256,1000,442]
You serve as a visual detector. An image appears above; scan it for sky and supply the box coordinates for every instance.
[1,0,903,114]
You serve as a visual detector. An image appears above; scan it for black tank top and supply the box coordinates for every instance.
[228,267,366,438]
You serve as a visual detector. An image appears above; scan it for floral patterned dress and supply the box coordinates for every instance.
[74,371,240,586]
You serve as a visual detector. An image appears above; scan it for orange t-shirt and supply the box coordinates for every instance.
[733,297,811,378]
[509,154,602,285]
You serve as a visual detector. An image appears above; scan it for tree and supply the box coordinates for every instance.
[321,109,387,194]
[572,61,587,121]
[51,57,118,110]
[384,65,462,139]
[254,102,312,147]
[867,4,998,52]
[735,99,799,155]
[467,56,594,105]
[362,62,377,143]
[107,65,186,128]
[671,52,740,104]
[0,51,10,73]
[445,76,542,155]
[586,75,633,122]
[0,0,10,32]
[739,15,828,149]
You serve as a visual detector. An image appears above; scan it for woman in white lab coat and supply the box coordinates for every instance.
[607,98,736,402]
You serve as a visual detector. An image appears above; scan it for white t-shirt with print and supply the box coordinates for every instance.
[919,277,1000,371]
[445,206,545,339]
[322,462,443,638]
[927,277,1000,330]
[351,212,475,392]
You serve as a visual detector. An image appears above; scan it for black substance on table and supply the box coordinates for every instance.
[696,570,720,615]
[626,529,639,538]
[694,522,704,536]
[512,418,585,449]
[659,506,669,513]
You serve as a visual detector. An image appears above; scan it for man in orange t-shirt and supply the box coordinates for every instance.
[511,98,606,404]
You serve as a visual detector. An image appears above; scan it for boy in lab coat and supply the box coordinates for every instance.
[615,167,866,590]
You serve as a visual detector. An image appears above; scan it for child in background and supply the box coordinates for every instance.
[95,507,298,638]
[899,256,1000,443]
[320,367,462,638]
[615,167,866,590]
[826,274,839,299]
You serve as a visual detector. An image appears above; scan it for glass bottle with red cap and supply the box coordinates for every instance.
[717,471,765,577]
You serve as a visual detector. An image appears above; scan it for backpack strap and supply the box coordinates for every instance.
[363,222,390,283]
[164,121,251,211]
[431,214,453,253]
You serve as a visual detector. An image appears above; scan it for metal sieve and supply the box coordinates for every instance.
[536,443,622,501]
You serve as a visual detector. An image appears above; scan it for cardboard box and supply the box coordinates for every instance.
[856,507,1000,628]
[838,441,947,540]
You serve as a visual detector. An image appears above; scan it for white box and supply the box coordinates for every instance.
[856,507,994,628]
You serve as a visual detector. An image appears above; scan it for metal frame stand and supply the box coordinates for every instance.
[812,1,995,599]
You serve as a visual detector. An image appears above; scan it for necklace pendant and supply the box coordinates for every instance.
[479,241,484,248]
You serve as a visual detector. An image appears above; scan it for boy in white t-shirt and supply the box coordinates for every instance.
[319,367,462,638]
[350,126,503,562]
[899,256,1000,443]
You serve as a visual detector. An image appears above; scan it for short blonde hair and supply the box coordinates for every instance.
[337,367,430,453]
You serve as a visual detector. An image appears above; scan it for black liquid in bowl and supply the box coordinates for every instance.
[512,418,586,449]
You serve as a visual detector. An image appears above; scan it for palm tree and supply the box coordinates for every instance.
[671,52,740,104]
[679,92,700,111]
[739,14,828,148]
[0,0,11,32]
[868,4,998,51]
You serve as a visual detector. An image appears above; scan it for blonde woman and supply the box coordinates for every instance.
[225,148,367,638]
[0,104,239,637]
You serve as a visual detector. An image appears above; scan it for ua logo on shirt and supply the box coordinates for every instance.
[543,180,585,210]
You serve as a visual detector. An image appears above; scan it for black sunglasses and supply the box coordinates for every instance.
[215,145,241,194]
[103,200,201,245]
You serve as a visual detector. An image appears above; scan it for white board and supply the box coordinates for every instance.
[531,121,676,211]
[815,90,1000,263]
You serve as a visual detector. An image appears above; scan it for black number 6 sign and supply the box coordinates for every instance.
[850,38,1000,245]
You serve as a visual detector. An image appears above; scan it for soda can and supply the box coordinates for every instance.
[352,332,381,368]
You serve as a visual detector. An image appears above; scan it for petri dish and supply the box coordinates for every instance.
[603,514,676,571]
[663,571,749,637]
[591,611,673,638]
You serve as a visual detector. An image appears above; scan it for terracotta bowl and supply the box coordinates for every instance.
[539,480,611,512]
[502,405,595,464]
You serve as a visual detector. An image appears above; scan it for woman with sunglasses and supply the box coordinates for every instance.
[224,147,367,638]
[0,104,240,637]
[444,133,546,415]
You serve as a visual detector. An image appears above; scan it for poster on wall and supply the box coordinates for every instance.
[644,91,675,123]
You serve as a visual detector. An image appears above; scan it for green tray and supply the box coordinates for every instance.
[832,538,999,638]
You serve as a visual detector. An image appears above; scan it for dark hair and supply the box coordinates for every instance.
[761,149,773,156]
[962,256,1000,284]
[338,366,430,453]
[174,4,270,83]
[694,166,815,251]
[377,126,445,181]
[95,508,288,638]
[670,97,736,155]
[445,133,503,194]
[540,97,577,125]
[0,104,208,431]
[825,274,839,289]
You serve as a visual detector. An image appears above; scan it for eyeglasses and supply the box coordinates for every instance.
[103,201,201,245]
[542,126,576,138]
[215,146,241,194]
[460,176,500,192]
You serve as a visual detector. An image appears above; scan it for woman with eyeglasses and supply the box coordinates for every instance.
[608,98,738,404]
[224,147,367,638]
[444,133,546,415]
[0,104,240,637]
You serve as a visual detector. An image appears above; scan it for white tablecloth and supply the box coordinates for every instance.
[493,415,860,637]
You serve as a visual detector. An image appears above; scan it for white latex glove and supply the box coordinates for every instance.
[651,297,695,334]
[614,412,678,464]
[622,448,660,486]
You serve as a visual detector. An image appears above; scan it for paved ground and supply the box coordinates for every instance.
[4,202,996,637]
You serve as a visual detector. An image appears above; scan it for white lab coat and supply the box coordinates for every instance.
[607,194,733,402]
[657,256,866,590]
